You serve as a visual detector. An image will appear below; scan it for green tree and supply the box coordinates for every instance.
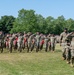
[45,16,54,34]
[66,18,74,32]
[53,15,66,35]
[0,15,15,33]
[36,14,47,33]
[11,9,37,33]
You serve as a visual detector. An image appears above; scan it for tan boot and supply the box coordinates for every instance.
[70,63,74,67]
[62,57,66,60]
[66,61,70,64]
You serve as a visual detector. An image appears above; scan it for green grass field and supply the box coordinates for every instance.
[0,44,74,75]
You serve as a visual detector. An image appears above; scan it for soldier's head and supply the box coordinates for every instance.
[0,31,3,34]
[27,32,32,36]
[48,33,51,36]
[15,35,18,37]
[36,32,39,35]
[40,33,43,36]
[51,34,54,37]
[9,34,12,37]
[64,28,68,33]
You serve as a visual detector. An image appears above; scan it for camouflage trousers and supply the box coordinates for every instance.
[61,43,67,59]
[36,42,40,52]
[17,42,22,52]
[70,42,74,64]
[9,42,13,53]
[45,43,48,52]
[43,42,48,52]
[65,46,71,62]
[27,42,31,52]
[70,49,74,65]
[30,43,35,52]
[50,43,55,51]
[0,39,3,53]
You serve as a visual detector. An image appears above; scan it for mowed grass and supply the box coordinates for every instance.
[0,44,74,75]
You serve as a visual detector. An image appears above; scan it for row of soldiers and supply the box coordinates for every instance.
[0,31,57,53]
[0,29,74,67]
[60,28,74,67]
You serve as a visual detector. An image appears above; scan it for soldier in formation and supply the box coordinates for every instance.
[60,28,69,60]
[0,31,58,53]
[0,31,4,53]
[60,28,74,67]
[0,29,74,67]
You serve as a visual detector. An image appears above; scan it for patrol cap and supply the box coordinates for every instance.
[64,28,68,30]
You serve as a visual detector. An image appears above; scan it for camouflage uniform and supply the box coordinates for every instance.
[35,34,40,52]
[17,35,23,52]
[30,37,36,52]
[27,34,34,52]
[68,33,74,66]
[44,36,49,52]
[9,35,14,53]
[0,32,4,53]
[13,35,18,50]
[60,31,69,60]
[65,43,71,64]
[50,35,56,51]
[40,35,45,50]
[47,34,51,51]
[64,32,74,64]
[22,34,28,50]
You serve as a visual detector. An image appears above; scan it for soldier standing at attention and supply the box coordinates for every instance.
[30,34,36,52]
[70,32,74,67]
[47,34,51,51]
[0,31,4,53]
[60,28,69,60]
[27,32,34,52]
[66,31,74,67]
[17,33,23,52]
[35,32,41,52]
[44,34,49,52]
[50,34,56,52]
[40,34,45,50]
[8,34,15,53]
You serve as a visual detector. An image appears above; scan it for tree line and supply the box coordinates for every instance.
[0,9,74,35]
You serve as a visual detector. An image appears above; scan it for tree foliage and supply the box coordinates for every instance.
[0,15,15,33]
[10,9,37,33]
[0,9,74,34]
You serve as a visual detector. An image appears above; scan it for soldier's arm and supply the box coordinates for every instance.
[66,32,74,38]
[59,33,63,46]
[54,37,57,44]
[48,37,50,42]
